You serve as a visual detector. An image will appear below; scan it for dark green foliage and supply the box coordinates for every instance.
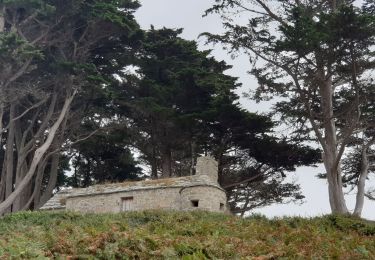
[117,27,246,177]
[325,214,375,236]
[66,128,143,188]
[101,27,320,213]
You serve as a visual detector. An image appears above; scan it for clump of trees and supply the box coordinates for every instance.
[1,0,371,217]
[0,0,140,214]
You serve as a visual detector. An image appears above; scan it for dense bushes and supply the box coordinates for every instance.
[0,211,374,259]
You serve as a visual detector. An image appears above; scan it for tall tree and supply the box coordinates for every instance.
[118,27,245,178]
[204,0,375,215]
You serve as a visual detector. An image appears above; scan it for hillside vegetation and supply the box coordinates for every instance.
[0,211,374,259]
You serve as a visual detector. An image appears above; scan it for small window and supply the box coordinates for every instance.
[121,197,134,212]
[59,198,67,206]
[191,200,199,207]
[220,203,224,211]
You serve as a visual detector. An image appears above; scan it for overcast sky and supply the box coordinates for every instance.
[135,0,375,220]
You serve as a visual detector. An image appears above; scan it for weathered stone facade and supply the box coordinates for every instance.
[41,157,228,213]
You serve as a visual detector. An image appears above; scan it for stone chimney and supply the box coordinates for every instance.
[195,156,218,183]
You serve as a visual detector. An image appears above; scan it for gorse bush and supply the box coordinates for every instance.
[0,211,374,259]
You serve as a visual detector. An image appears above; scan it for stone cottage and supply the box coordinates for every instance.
[40,156,227,213]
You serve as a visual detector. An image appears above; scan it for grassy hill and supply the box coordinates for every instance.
[0,211,374,259]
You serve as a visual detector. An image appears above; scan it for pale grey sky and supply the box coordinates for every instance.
[135,0,374,220]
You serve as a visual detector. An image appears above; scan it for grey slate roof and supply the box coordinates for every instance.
[40,175,223,211]
[39,189,72,210]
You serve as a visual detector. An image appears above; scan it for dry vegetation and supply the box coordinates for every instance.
[0,210,374,259]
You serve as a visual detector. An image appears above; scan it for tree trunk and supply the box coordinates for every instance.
[0,92,75,215]
[353,137,375,217]
[37,114,67,208]
[4,104,16,212]
[37,153,60,209]
[151,146,158,179]
[150,119,159,179]
[0,103,5,201]
[323,154,348,214]
[0,7,5,32]
[190,139,196,175]
[320,76,348,214]
[150,125,158,179]
[13,118,28,211]
[0,103,4,149]
[32,160,47,210]
[353,147,369,217]
[12,157,28,211]
[161,148,172,178]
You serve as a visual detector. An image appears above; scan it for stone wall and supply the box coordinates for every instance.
[65,185,227,213]
[195,156,218,183]
[44,156,229,214]
[180,186,227,212]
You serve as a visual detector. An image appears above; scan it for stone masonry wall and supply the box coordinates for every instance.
[180,186,227,212]
[51,157,228,214]
[65,185,226,213]
[195,156,218,183]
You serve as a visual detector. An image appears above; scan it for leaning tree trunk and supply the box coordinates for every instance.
[0,92,75,215]
[36,114,68,209]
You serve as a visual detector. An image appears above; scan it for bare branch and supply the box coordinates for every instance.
[10,98,47,124]
[3,59,33,89]
[254,0,288,27]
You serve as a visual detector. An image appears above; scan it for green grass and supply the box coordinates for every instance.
[0,210,374,259]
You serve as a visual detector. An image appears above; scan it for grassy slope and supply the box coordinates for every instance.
[0,211,374,259]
